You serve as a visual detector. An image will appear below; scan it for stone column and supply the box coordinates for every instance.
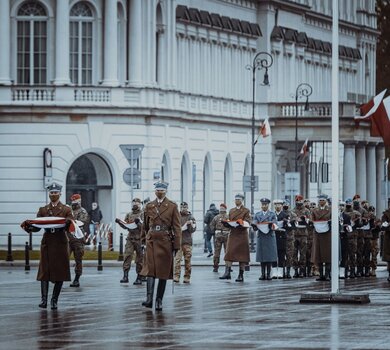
[54,0,70,85]
[343,143,356,199]
[128,0,142,85]
[355,144,367,199]
[366,144,376,207]
[0,0,11,85]
[102,0,119,86]
[376,145,386,213]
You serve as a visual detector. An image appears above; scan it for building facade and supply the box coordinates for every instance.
[0,0,383,246]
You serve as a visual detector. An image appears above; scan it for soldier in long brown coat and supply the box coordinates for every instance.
[219,193,251,282]
[381,207,390,282]
[311,194,331,281]
[140,181,181,311]
[21,182,73,310]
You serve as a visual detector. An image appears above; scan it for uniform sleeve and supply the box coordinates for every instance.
[171,203,182,250]
[187,215,197,234]
[252,212,258,224]
[244,209,251,224]
[64,206,74,220]
[271,212,277,224]
[210,216,217,232]
[79,209,89,226]
[141,207,149,244]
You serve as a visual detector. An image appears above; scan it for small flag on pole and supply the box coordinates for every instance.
[299,138,309,158]
[254,118,271,145]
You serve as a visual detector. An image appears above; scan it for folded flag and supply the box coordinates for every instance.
[115,218,137,230]
[222,219,250,228]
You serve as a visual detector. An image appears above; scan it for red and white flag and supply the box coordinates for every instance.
[369,96,390,146]
[254,118,271,145]
[299,138,309,158]
[355,89,387,119]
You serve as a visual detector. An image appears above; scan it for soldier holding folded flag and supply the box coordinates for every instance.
[140,181,181,311]
[21,182,73,310]
[219,194,251,282]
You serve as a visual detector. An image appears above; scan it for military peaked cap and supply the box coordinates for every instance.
[46,182,62,192]
[154,181,169,190]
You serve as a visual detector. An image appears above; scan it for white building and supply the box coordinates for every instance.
[0,0,382,246]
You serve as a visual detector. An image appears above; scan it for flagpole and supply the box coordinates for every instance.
[331,0,340,294]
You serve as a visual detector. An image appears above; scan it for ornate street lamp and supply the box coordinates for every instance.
[246,52,273,221]
[294,83,313,172]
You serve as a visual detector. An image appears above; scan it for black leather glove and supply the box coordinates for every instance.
[21,220,32,232]
[134,218,140,224]
[268,223,273,229]
[300,216,306,221]
[251,224,258,230]
[65,219,72,230]
[222,221,230,228]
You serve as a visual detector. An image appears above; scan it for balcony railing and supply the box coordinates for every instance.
[12,87,55,101]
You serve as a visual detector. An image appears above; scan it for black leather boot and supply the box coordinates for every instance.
[259,264,266,280]
[213,258,219,272]
[266,263,272,280]
[281,267,286,279]
[387,271,390,282]
[356,267,363,277]
[70,274,81,287]
[51,282,63,310]
[293,268,299,278]
[324,264,331,281]
[286,267,292,279]
[133,274,142,285]
[39,281,49,308]
[316,265,326,281]
[306,265,312,277]
[120,270,129,283]
[155,279,166,311]
[235,270,244,282]
[349,267,356,279]
[142,277,155,308]
[219,266,231,280]
[364,267,370,277]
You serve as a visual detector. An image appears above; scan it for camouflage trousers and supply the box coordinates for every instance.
[69,239,84,276]
[346,231,357,269]
[213,232,229,268]
[356,230,365,269]
[286,235,295,267]
[174,244,192,280]
[293,231,307,269]
[370,237,379,270]
[123,238,143,274]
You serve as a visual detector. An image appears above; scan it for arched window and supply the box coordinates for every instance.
[16,1,48,85]
[70,2,94,85]
[224,155,233,205]
[161,151,171,183]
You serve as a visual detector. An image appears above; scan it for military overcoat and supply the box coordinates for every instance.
[140,197,182,279]
[36,202,73,282]
[381,209,390,261]
[311,206,331,264]
[224,206,251,263]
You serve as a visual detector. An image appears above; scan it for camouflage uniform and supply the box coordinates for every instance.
[291,207,311,276]
[210,212,230,271]
[174,211,196,283]
[343,207,361,277]
[123,208,144,275]
[368,211,380,275]
[68,206,89,276]
[283,209,296,275]
[355,206,369,276]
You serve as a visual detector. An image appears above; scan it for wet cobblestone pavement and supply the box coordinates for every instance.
[1,263,390,349]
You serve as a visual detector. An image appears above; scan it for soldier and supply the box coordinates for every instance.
[140,181,181,311]
[21,182,73,310]
[283,200,296,279]
[210,203,230,272]
[368,206,381,276]
[219,194,251,282]
[118,198,144,285]
[311,194,331,281]
[291,195,311,277]
[204,203,219,257]
[273,199,289,278]
[343,198,361,278]
[381,206,390,282]
[253,198,277,280]
[174,202,196,283]
[353,194,369,277]
[69,193,89,287]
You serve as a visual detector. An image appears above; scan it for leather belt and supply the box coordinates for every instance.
[151,225,170,232]
[45,228,64,233]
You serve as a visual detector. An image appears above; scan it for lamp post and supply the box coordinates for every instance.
[294,83,313,172]
[246,52,273,219]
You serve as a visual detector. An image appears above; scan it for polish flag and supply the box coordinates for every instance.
[299,138,309,158]
[368,96,390,146]
[254,118,271,145]
[355,89,386,120]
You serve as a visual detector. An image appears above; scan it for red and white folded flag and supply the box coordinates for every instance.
[21,217,84,239]
[313,220,329,233]
[115,218,137,230]
[256,222,278,234]
[223,219,250,228]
